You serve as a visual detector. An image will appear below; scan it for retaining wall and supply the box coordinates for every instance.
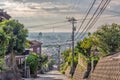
[65,66,71,77]
[89,52,120,80]
[73,54,88,80]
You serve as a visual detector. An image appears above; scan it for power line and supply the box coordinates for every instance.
[78,0,110,40]
[28,20,68,28]
[75,0,111,41]
[38,14,120,47]
[27,0,117,48]
[86,0,111,30]
[75,0,105,40]
[28,14,120,31]
[28,24,70,30]
[75,0,94,36]
[74,0,97,38]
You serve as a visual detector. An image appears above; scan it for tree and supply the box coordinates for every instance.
[76,34,100,73]
[80,37,93,57]
[76,34,94,58]
[0,20,28,72]
[0,30,9,57]
[0,30,9,71]
[1,20,28,54]
[94,23,120,55]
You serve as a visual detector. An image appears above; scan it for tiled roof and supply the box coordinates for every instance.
[0,9,11,20]
[30,40,42,47]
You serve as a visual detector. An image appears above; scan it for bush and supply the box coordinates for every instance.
[60,63,68,74]
[0,58,8,71]
[47,59,54,70]
[26,52,39,74]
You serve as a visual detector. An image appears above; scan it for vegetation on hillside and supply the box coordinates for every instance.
[94,23,120,55]
[60,49,78,74]
[60,23,120,75]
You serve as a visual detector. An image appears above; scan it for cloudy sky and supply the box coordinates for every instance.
[0,0,120,32]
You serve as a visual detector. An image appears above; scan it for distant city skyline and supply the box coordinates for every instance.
[0,0,120,32]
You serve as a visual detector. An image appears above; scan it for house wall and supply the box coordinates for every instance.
[32,46,41,56]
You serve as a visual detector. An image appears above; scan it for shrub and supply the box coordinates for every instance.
[26,52,39,74]
[0,58,9,71]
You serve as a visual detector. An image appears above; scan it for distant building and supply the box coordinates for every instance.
[0,9,11,22]
[29,40,42,56]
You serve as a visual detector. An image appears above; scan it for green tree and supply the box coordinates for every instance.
[0,26,9,71]
[0,20,28,67]
[76,34,100,72]
[1,20,28,54]
[0,30,9,57]
[76,34,95,58]
[94,23,120,55]
[80,37,93,57]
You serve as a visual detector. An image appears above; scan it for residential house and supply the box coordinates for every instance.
[29,40,42,56]
[0,9,11,22]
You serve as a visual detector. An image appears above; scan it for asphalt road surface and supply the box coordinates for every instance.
[24,70,70,80]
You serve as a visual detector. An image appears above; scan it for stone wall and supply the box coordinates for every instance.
[73,64,86,80]
[73,54,88,80]
[0,70,22,80]
[89,52,120,80]
[65,66,71,77]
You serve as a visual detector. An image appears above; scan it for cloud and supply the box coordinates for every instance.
[0,3,5,6]
[110,0,120,5]
[0,0,120,32]
[108,0,120,10]
[0,0,81,18]
[1,0,95,17]
[0,1,53,17]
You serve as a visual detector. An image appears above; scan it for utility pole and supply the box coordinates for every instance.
[67,17,77,76]
[57,45,61,71]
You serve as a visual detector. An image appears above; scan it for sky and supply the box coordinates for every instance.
[0,0,120,32]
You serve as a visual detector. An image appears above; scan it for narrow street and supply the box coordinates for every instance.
[24,70,70,80]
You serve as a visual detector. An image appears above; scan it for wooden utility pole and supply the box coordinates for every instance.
[67,17,77,76]
[57,45,61,70]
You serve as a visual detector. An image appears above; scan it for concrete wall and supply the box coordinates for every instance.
[65,66,71,77]
[0,70,22,80]
[73,52,120,80]
[73,64,86,80]
[89,52,120,80]
[73,54,88,80]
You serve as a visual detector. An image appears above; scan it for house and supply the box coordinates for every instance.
[29,40,42,56]
[0,9,11,22]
